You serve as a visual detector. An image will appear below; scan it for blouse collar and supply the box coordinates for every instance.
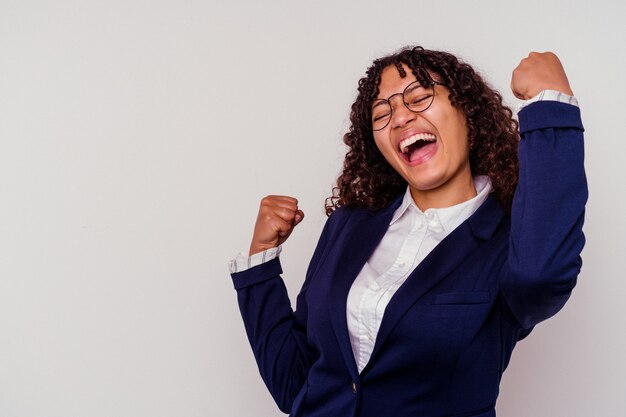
[389,175,494,234]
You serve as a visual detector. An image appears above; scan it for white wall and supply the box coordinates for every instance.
[1,0,624,416]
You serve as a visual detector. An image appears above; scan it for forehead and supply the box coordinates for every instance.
[376,63,434,99]
[376,65,414,98]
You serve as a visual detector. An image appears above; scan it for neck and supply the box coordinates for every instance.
[410,175,477,211]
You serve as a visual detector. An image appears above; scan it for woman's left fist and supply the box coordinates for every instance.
[511,52,573,100]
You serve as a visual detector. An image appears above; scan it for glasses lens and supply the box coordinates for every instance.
[371,100,392,131]
[370,82,436,131]
[404,82,435,112]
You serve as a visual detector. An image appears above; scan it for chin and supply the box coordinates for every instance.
[403,169,447,191]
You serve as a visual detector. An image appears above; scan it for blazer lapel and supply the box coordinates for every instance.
[328,195,404,377]
[364,194,505,373]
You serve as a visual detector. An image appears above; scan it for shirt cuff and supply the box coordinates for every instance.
[228,245,283,274]
[518,90,579,112]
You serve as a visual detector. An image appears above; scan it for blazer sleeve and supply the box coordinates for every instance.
[501,101,587,330]
[230,208,346,413]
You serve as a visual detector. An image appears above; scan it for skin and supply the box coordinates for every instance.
[511,52,573,99]
[248,52,573,256]
[249,195,304,255]
[372,64,476,211]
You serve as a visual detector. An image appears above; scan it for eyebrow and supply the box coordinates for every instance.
[371,100,388,109]
[374,81,430,102]
[404,82,427,95]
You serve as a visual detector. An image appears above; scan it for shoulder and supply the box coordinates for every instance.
[329,196,401,222]
[324,205,357,232]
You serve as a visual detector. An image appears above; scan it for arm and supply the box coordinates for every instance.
[501,53,587,329]
[231,205,343,412]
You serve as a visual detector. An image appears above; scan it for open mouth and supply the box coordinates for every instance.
[399,133,437,163]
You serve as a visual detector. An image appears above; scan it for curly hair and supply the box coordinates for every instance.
[325,46,519,216]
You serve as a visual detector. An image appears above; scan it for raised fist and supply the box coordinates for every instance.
[249,195,305,255]
[511,52,573,100]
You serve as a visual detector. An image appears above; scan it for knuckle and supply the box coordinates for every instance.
[261,195,278,207]
[281,207,295,219]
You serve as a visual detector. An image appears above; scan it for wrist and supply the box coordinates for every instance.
[249,243,277,256]
[525,85,573,100]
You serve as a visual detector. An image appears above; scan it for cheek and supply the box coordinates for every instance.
[455,123,471,156]
[439,113,470,156]
[373,134,395,159]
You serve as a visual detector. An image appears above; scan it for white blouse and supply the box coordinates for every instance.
[346,176,492,373]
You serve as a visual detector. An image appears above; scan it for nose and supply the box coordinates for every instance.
[390,98,416,129]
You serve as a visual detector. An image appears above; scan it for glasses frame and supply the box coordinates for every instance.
[370,80,447,131]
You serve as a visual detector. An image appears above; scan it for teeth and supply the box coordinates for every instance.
[399,133,437,154]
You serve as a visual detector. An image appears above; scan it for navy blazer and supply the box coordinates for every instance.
[231,102,586,417]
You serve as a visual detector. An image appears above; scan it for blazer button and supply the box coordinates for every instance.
[351,382,357,394]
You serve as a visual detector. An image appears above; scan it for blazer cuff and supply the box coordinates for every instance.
[518,101,584,134]
[231,257,283,290]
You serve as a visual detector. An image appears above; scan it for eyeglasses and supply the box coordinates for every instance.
[370,80,446,131]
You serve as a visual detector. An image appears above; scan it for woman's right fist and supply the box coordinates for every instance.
[249,195,305,256]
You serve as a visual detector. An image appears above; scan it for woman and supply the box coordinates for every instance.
[229,46,586,417]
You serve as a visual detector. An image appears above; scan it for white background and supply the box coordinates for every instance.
[1,0,624,416]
